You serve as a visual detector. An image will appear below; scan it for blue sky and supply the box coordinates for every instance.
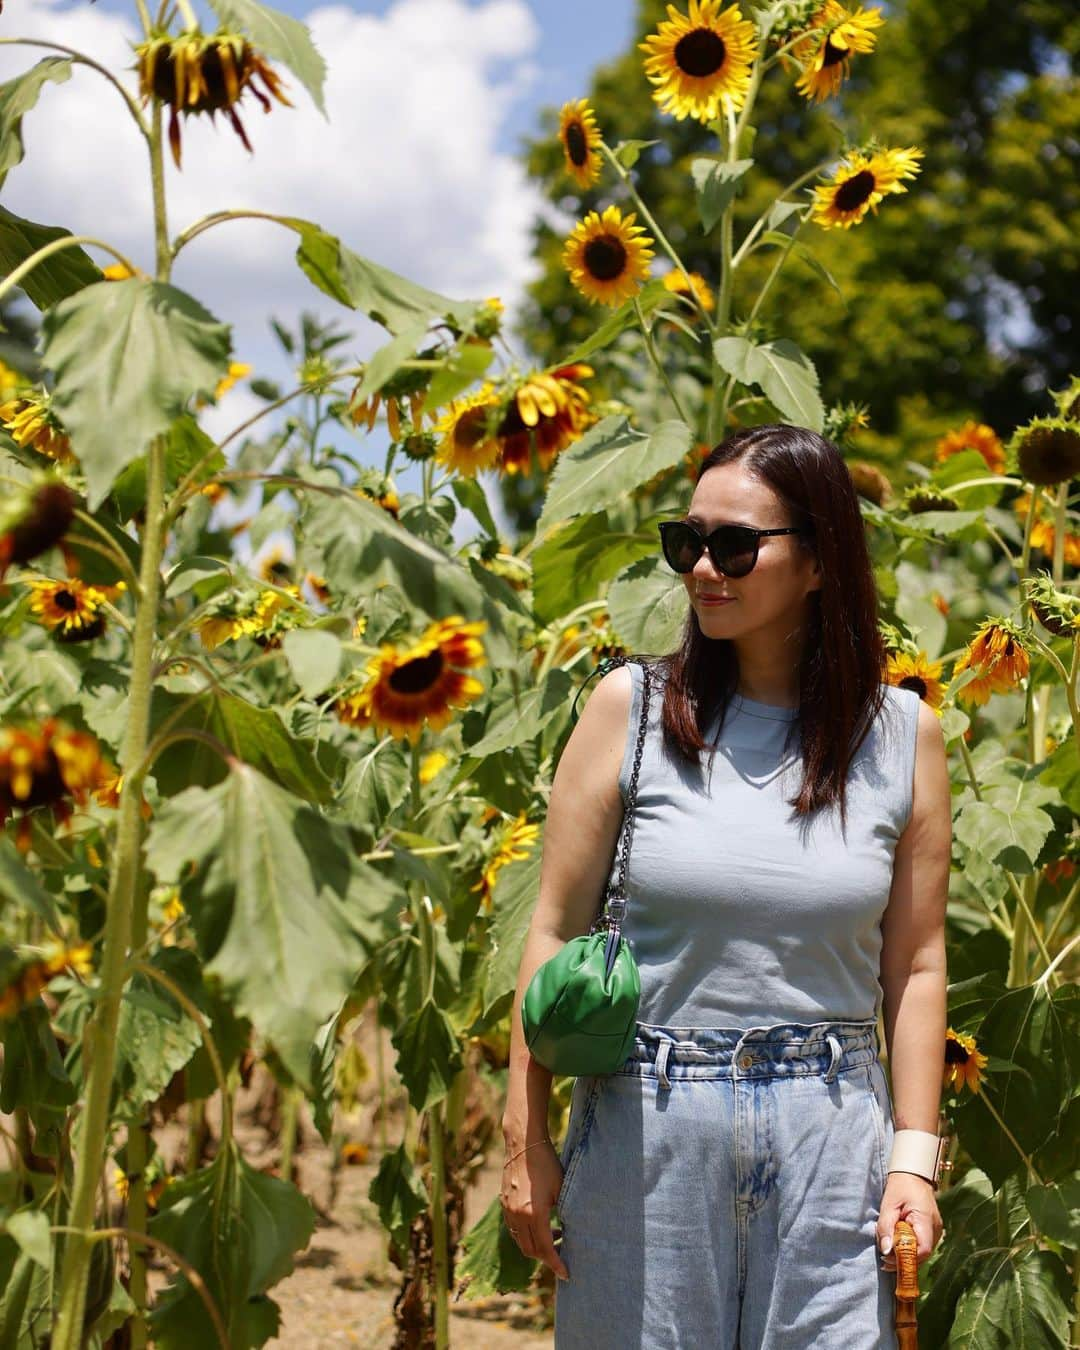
[4,0,639,546]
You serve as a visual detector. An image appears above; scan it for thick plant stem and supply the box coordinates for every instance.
[279,1086,302,1183]
[51,435,167,1350]
[428,1098,450,1350]
[125,870,153,1350]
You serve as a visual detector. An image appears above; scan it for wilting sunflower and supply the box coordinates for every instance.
[25,577,123,643]
[1007,415,1080,487]
[885,650,946,712]
[1023,572,1080,637]
[195,585,303,651]
[0,392,73,464]
[640,1,759,122]
[469,811,541,912]
[0,719,113,849]
[902,484,958,514]
[333,615,487,745]
[847,460,892,506]
[952,617,1031,708]
[661,268,716,313]
[563,204,655,307]
[0,942,93,1020]
[944,1027,988,1095]
[559,99,603,189]
[497,365,595,474]
[134,28,294,169]
[935,420,1005,474]
[434,386,503,478]
[0,477,77,581]
[788,1,884,104]
[810,145,923,229]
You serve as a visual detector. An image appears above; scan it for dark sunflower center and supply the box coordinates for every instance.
[944,1039,969,1065]
[834,169,875,212]
[822,37,846,68]
[675,28,727,78]
[389,649,444,696]
[898,676,928,699]
[497,400,527,439]
[55,589,78,612]
[565,121,588,167]
[583,234,628,281]
[454,407,491,451]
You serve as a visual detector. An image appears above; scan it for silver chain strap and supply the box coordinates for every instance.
[588,656,652,937]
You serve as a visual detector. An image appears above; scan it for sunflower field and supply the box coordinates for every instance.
[0,0,1077,1346]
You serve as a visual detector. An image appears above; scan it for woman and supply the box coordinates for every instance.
[500,425,951,1347]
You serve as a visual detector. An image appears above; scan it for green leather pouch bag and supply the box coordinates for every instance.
[520,657,652,1077]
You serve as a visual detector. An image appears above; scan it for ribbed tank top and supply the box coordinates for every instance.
[606,661,921,1028]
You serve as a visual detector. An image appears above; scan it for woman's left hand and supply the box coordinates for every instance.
[877,1173,944,1271]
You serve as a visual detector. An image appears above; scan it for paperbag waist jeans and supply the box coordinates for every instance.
[553,1018,898,1349]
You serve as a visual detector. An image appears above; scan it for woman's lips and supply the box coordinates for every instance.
[698,596,734,605]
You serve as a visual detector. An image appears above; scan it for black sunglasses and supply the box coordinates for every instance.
[658,519,810,579]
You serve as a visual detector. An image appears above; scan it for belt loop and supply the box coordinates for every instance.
[823,1033,842,1083]
[655,1038,672,1091]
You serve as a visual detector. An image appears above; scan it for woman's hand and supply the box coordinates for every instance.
[499,1139,570,1282]
[877,1173,945,1271]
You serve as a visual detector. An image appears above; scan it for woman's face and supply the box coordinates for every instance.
[680,461,820,640]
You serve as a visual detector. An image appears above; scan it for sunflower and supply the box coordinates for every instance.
[434,386,503,477]
[195,585,303,651]
[810,145,923,229]
[0,478,77,581]
[305,572,331,604]
[1029,518,1080,567]
[952,617,1031,708]
[0,719,113,849]
[943,1027,988,1095]
[847,460,891,505]
[0,393,73,463]
[25,577,122,643]
[563,205,655,307]
[333,615,487,745]
[0,942,94,1020]
[497,364,595,474]
[639,1,759,122]
[355,481,400,518]
[559,99,603,189]
[788,1,884,104]
[134,29,294,169]
[419,750,450,785]
[1007,415,1080,487]
[1024,572,1080,637]
[885,650,946,712]
[258,545,293,584]
[935,420,1005,474]
[469,811,541,912]
[661,268,716,313]
[902,484,958,514]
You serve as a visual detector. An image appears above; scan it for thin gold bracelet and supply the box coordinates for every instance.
[503,1138,553,1168]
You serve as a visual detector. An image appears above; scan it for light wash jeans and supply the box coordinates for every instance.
[553,1019,898,1349]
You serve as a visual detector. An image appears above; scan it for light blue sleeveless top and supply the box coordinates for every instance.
[605,660,921,1029]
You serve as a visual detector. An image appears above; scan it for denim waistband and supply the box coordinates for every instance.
[620,1019,880,1085]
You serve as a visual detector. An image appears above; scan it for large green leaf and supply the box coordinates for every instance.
[949,1247,1071,1348]
[537,415,692,531]
[954,761,1058,875]
[712,335,824,431]
[109,412,226,522]
[389,998,464,1113]
[40,279,232,508]
[690,157,753,233]
[605,553,688,653]
[368,1141,427,1258]
[483,831,543,1018]
[0,837,61,934]
[562,277,674,364]
[466,667,573,757]
[531,509,656,626]
[1025,1176,1080,1246]
[0,204,102,311]
[111,949,204,1122]
[149,1140,315,1349]
[207,0,327,114]
[144,765,400,1088]
[456,1193,538,1297]
[0,59,72,190]
[0,1000,77,1156]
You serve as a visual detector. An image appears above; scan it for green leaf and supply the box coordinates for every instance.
[423,340,496,411]
[0,837,62,934]
[562,278,673,364]
[290,221,480,335]
[606,552,688,653]
[3,1211,51,1269]
[350,322,428,403]
[0,59,73,190]
[613,138,658,170]
[1026,1176,1080,1246]
[110,411,226,522]
[110,949,204,1123]
[483,831,543,1017]
[690,157,753,233]
[756,231,845,301]
[466,668,573,757]
[532,509,656,626]
[164,556,233,599]
[712,335,824,431]
[207,0,327,115]
[449,477,498,538]
[949,1247,1071,1348]
[149,1140,315,1349]
[0,1000,77,1156]
[0,204,102,311]
[954,767,1057,873]
[537,415,692,531]
[456,1193,539,1296]
[390,999,463,1113]
[368,1141,427,1257]
[144,766,400,1089]
[41,279,232,508]
[282,629,342,698]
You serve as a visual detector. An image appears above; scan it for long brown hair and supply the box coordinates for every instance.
[645,423,891,833]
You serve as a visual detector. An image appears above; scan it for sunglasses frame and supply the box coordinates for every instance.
[658,519,810,578]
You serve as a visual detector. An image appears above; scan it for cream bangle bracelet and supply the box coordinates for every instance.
[887,1128,948,1188]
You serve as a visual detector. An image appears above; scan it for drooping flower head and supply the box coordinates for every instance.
[0,719,114,849]
[789,1,884,103]
[935,421,1005,475]
[0,392,73,464]
[810,145,923,229]
[944,1027,988,1095]
[1006,415,1080,487]
[639,1,760,122]
[558,99,603,189]
[496,364,595,475]
[563,205,655,307]
[952,617,1032,708]
[0,477,77,581]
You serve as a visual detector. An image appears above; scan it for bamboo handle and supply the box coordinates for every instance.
[893,1217,919,1349]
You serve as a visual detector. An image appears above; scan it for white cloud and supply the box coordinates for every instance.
[0,0,542,538]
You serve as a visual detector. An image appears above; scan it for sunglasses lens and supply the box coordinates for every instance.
[663,524,758,577]
[663,523,704,573]
[715,528,757,577]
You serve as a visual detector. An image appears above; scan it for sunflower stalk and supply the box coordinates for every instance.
[0,235,139,308]
[633,295,690,423]
[0,39,151,138]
